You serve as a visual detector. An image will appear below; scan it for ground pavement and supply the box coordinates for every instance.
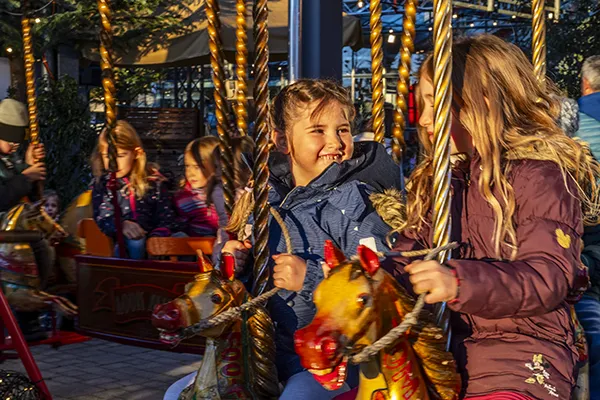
[0,338,202,400]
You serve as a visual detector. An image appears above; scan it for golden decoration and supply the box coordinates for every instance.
[370,0,385,143]
[431,0,454,328]
[392,0,417,161]
[235,0,249,137]
[206,0,236,214]
[531,0,547,87]
[21,2,39,145]
[556,228,571,249]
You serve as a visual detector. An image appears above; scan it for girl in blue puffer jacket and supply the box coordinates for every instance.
[220,79,402,400]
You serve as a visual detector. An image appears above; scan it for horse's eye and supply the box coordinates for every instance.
[357,293,371,308]
[211,293,223,304]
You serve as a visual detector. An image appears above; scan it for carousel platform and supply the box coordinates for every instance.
[0,338,202,399]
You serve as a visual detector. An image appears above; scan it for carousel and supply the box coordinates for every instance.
[0,0,582,399]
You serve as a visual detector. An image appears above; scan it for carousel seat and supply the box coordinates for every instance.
[146,237,215,261]
[77,219,113,257]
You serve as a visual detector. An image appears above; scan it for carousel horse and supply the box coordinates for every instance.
[0,200,76,315]
[152,253,280,400]
[294,241,460,400]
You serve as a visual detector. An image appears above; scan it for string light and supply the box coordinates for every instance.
[357,0,365,7]
[512,14,517,19]
[470,23,475,27]
[548,12,554,19]
[6,47,13,53]
[387,33,396,43]
[493,21,498,26]
[453,13,458,19]
[428,27,432,31]
[34,18,41,23]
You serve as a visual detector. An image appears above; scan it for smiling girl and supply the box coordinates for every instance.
[91,121,177,259]
[220,79,403,399]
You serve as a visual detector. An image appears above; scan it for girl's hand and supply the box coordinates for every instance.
[272,254,307,292]
[405,260,458,304]
[221,240,252,275]
[122,220,146,240]
[26,143,45,165]
[22,162,46,182]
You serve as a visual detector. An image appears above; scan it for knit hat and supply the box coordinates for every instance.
[0,99,28,143]
[557,97,580,138]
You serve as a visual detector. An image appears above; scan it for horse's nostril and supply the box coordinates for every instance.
[322,337,338,359]
[167,309,180,320]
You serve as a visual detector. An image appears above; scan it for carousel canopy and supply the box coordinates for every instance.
[84,0,364,68]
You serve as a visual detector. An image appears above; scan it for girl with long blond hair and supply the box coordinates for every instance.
[382,34,600,399]
[91,121,177,259]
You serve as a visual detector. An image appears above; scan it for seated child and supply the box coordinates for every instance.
[91,121,177,259]
[0,99,46,213]
[383,34,600,400]
[174,136,226,237]
[43,189,60,221]
[221,79,402,399]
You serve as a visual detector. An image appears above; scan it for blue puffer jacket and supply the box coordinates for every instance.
[577,92,600,160]
[263,141,400,381]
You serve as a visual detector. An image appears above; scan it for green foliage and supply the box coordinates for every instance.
[0,0,193,59]
[36,75,97,205]
[547,0,600,98]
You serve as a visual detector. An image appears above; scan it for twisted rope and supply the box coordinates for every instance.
[206,0,235,214]
[370,0,385,143]
[251,0,271,297]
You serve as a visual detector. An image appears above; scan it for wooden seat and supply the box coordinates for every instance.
[77,219,113,257]
[146,237,215,261]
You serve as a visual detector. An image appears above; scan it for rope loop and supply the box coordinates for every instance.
[181,241,459,359]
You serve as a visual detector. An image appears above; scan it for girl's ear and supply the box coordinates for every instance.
[271,129,289,154]
[134,146,144,159]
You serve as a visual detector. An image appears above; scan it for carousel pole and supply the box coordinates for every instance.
[251,0,271,297]
[392,0,417,163]
[431,0,453,328]
[235,0,249,136]
[98,0,125,258]
[370,0,385,143]
[21,0,42,198]
[288,0,302,82]
[206,0,236,214]
[531,0,547,87]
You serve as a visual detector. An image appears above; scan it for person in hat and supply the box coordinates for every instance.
[0,98,46,213]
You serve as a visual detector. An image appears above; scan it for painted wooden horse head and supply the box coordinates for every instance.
[294,241,460,400]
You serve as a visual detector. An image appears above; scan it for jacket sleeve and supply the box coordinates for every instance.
[211,184,230,229]
[0,174,33,212]
[92,177,117,237]
[447,163,583,319]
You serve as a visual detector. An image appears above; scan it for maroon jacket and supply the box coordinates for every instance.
[383,156,587,399]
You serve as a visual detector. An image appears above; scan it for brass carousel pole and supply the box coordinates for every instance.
[206,0,236,214]
[98,0,125,258]
[392,0,417,163]
[370,0,385,143]
[21,0,42,197]
[235,0,249,137]
[531,0,547,87]
[251,0,271,297]
[431,0,453,327]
